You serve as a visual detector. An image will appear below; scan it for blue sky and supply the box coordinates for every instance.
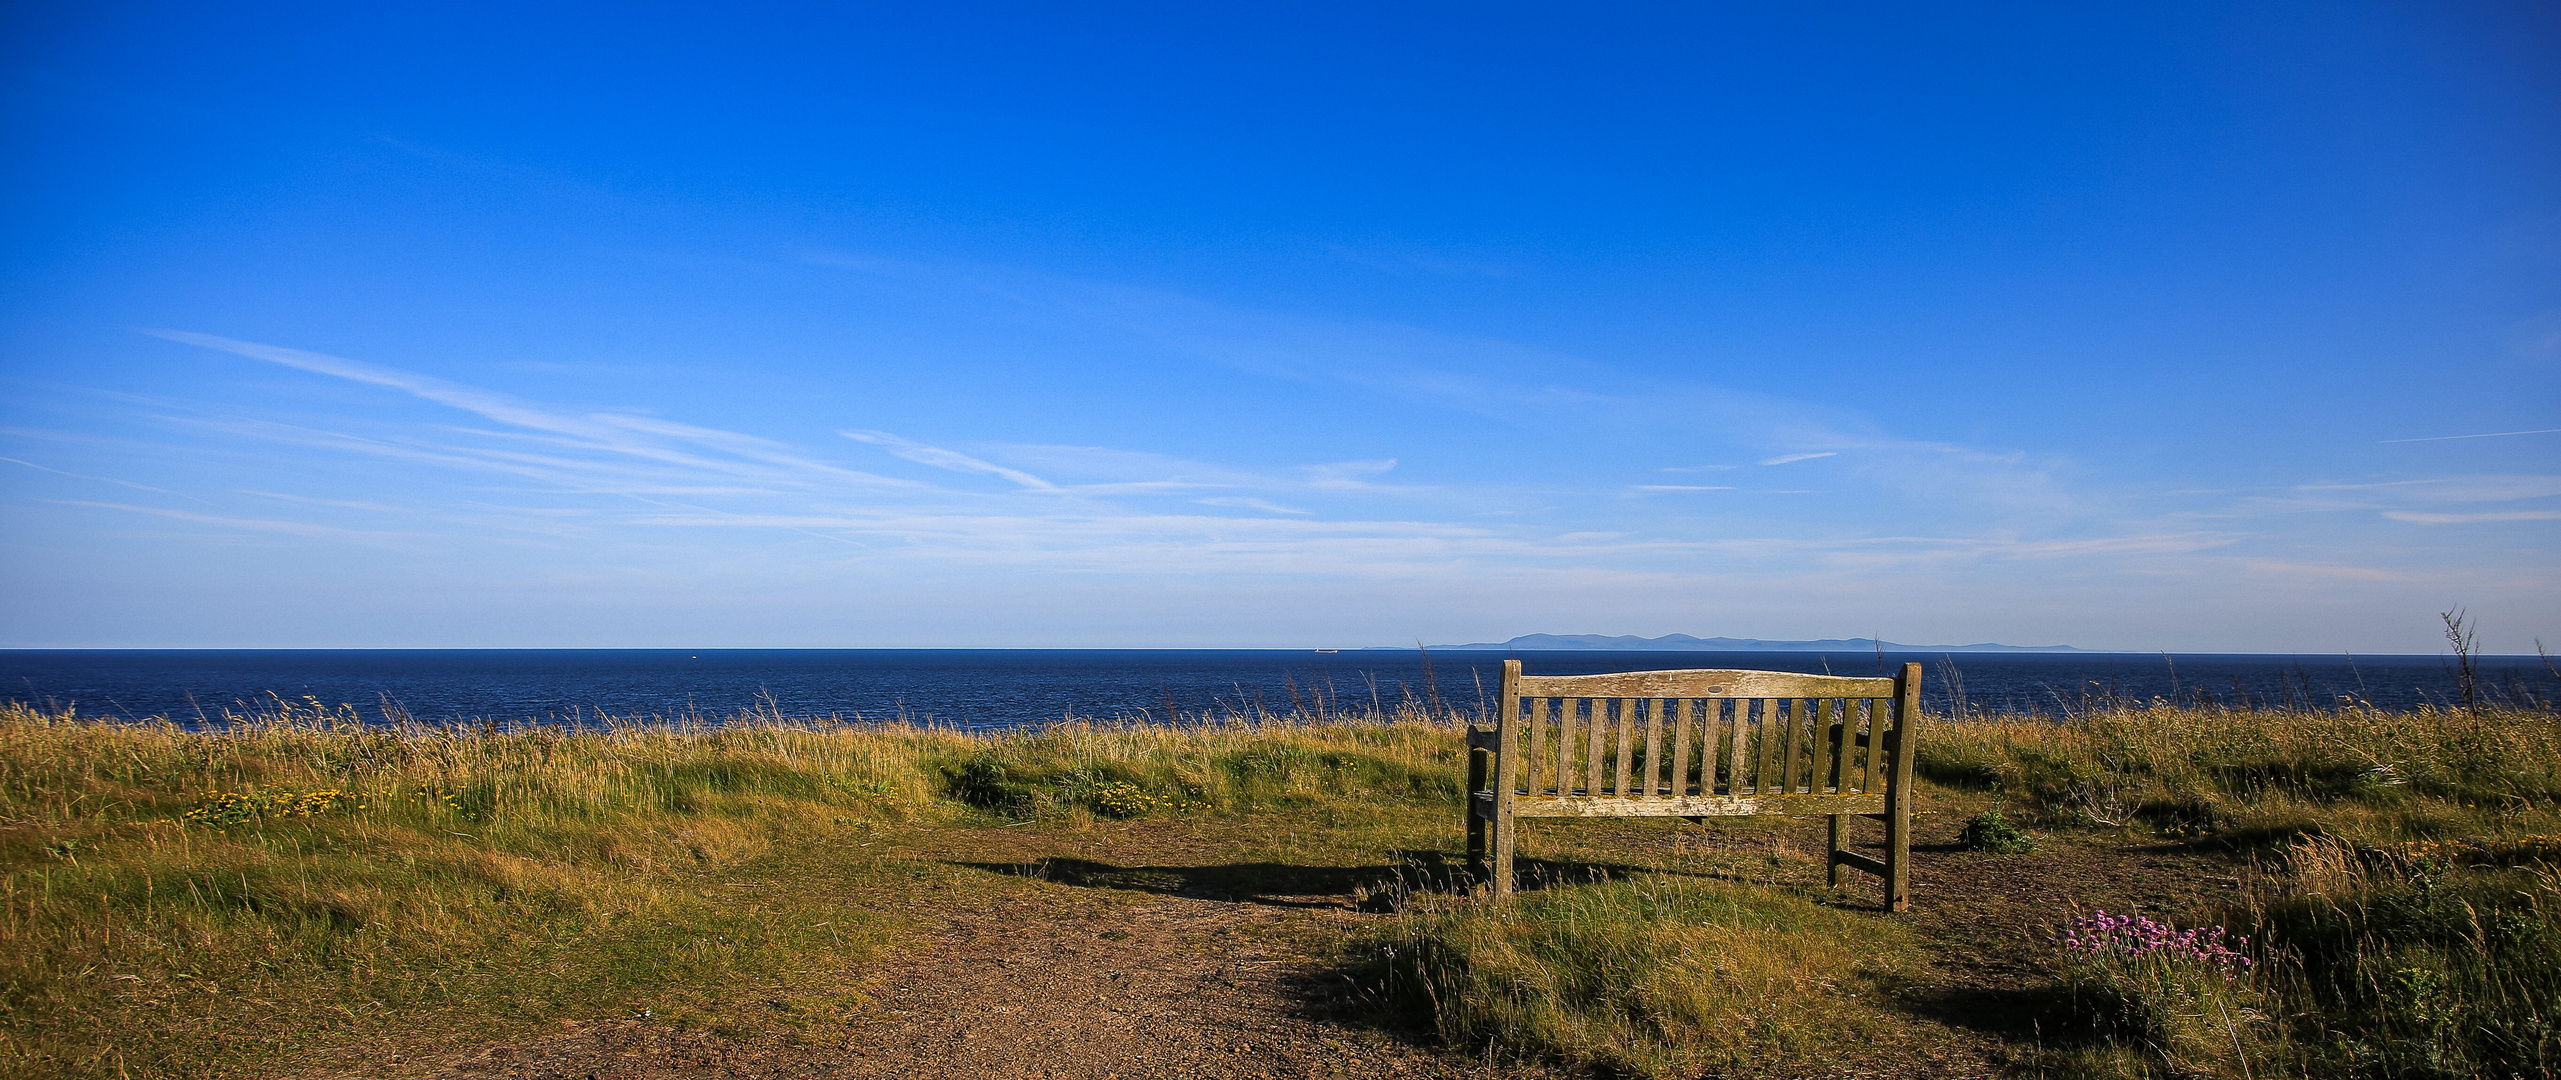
[3,2,2556,651]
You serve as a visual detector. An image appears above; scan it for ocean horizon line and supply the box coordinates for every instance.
[0,645,2515,658]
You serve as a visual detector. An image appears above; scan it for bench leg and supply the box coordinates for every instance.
[1465,746,1488,883]
[1826,813,1847,888]
[1884,795,1911,912]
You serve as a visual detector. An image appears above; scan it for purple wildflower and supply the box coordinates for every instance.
[2053,910,2254,976]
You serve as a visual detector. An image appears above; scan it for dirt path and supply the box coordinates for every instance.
[408,882,1530,1080]
[377,823,2248,1080]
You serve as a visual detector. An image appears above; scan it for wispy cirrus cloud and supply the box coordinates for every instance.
[798,251,2103,529]
[2384,510,2561,524]
[3,455,194,498]
[151,330,912,493]
[52,500,412,545]
[2203,474,2561,522]
[840,429,1057,491]
[89,328,2319,601]
[2246,561,2405,581]
[1193,496,1311,515]
[2379,428,2561,443]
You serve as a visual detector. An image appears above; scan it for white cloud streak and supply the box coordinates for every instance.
[108,324,2487,603]
[52,500,411,544]
[840,429,1056,490]
[2379,428,2561,443]
[2384,510,2561,524]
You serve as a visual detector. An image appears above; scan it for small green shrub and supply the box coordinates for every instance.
[1957,809,2036,853]
[943,753,1040,813]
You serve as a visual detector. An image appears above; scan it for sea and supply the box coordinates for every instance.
[3,649,2553,731]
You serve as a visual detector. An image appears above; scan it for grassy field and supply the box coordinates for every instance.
[2,697,2556,1078]
[1912,702,2561,1079]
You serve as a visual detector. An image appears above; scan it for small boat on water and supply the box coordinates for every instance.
[1313,648,1338,653]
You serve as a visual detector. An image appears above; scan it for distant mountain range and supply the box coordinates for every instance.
[1390,633,2086,653]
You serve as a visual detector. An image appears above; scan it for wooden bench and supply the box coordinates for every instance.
[1465,660,1921,911]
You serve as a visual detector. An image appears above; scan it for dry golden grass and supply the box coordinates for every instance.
[1917,702,2561,841]
[0,699,1478,1077]
[6,697,2557,1079]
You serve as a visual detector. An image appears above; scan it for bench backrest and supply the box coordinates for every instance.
[1499,664,1905,802]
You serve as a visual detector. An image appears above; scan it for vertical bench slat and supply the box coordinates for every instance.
[1844,698,1863,794]
[1841,698,1861,794]
[1860,698,1883,795]
[1738,699,1756,793]
[1671,698,1694,797]
[1813,701,1833,793]
[1817,698,1835,792]
[1557,696,1577,798]
[1702,699,1720,795]
[1643,699,1664,796]
[1550,698,1568,796]
[1823,701,1843,793]
[1558,698,1576,795]
[1777,698,1794,793]
[1771,700,1787,794]
[1737,698,1755,794]
[1612,698,1635,797]
[1720,698,1740,795]
[1843,698,1860,792]
[1705,699,1723,795]
[1741,701,1761,793]
[1778,699,1792,793]
[1704,699,1721,795]
[1812,698,1829,792]
[1779,699,1801,793]
[1812,698,1832,792]
[1524,696,1547,797]
[1577,701,1598,793]
[1699,699,1718,795]
[1724,699,1745,795]
[1556,696,1577,797]
[1792,701,1813,793]
[1815,698,1834,793]
[1762,699,1779,794]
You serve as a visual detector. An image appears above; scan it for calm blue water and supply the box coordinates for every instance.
[5,649,2554,731]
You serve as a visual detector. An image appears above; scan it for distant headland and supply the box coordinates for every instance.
[1389,633,2088,653]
